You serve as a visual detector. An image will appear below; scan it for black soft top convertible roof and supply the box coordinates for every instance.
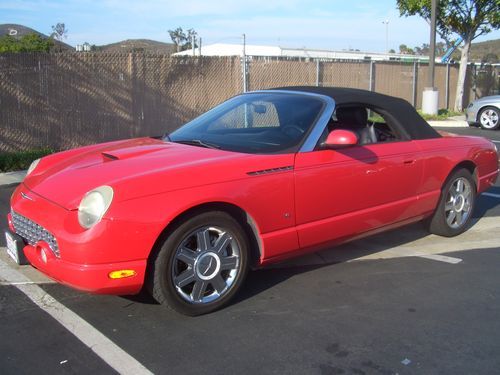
[271,86,441,140]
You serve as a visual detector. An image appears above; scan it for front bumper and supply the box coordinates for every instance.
[9,183,150,295]
[22,240,145,294]
[465,107,477,124]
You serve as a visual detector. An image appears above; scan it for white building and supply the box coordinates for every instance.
[173,43,429,62]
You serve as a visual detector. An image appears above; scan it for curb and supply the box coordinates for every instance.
[427,120,468,128]
[0,170,26,186]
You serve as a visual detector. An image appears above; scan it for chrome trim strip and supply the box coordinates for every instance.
[251,90,336,153]
[21,192,35,201]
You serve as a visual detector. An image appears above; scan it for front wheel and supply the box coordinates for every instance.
[478,106,500,130]
[149,211,249,316]
[426,169,476,237]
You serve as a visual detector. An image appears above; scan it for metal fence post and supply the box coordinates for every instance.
[445,63,450,110]
[472,64,478,100]
[242,34,247,93]
[242,56,248,93]
[412,61,417,107]
[369,61,374,91]
[316,59,320,86]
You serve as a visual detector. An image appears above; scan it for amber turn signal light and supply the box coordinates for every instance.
[108,270,137,279]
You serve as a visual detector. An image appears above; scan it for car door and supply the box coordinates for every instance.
[293,134,423,251]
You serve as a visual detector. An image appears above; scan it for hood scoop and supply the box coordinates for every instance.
[101,152,119,162]
[100,144,170,161]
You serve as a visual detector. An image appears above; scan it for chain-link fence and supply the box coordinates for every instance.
[245,57,496,110]
[0,53,242,151]
[0,52,498,151]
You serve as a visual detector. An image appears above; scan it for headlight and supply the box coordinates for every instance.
[26,158,40,176]
[78,186,114,229]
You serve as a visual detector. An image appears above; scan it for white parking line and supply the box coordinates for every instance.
[482,192,500,199]
[417,254,463,264]
[0,259,152,375]
[0,280,55,286]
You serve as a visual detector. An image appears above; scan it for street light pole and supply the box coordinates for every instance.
[382,20,389,53]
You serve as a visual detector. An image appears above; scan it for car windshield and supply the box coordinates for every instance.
[169,92,325,154]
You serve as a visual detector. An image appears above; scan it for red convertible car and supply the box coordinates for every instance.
[6,87,499,315]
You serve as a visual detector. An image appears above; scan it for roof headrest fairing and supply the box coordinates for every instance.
[335,107,367,129]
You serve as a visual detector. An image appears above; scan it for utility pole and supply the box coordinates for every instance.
[192,35,196,56]
[428,0,437,88]
[382,20,389,53]
[422,0,439,115]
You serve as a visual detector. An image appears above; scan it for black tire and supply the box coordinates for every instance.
[148,211,249,316]
[426,169,476,237]
[478,106,500,130]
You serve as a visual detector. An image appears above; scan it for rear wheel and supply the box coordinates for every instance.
[478,106,500,130]
[427,169,476,237]
[149,211,249,316]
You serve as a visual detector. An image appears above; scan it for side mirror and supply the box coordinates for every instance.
[321,129,358,149]
[252,104,267,114]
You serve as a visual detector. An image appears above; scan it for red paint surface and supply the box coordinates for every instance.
[9,133,499,294]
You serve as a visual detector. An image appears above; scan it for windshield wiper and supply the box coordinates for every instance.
[174,139,221,149]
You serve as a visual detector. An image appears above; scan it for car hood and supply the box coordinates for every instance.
[25,137,294,210]
[475,95,500,104]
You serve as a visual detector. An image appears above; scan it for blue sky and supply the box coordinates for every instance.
[1,0,499,52]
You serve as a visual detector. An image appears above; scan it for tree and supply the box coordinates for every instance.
[481,52,498,63]
[185,28,198,50]
[168,27,198,52]
[397,0,500,111]
[0,33,53,53]
[399,44,414,54]
[0,35,19,53]
[51,23,68,41]
[436,41,448,56]
[168,27,185,52]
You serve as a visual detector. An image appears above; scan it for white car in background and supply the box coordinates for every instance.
[466,95,500,130]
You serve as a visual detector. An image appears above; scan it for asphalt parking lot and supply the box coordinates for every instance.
[1,126,499,375]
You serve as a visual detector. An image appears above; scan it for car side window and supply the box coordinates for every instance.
[316,105,402,148]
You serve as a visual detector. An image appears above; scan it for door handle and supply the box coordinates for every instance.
[403,159,416,165]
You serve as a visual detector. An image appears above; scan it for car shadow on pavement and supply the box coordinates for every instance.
[232,221,433,307]
[121,192,499,309]
[233,191,499,307]
[473,186,500,219]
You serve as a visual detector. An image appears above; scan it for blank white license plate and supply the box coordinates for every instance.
[5,231,21,264]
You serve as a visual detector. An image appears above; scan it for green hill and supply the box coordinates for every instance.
[469,38,500,63]
[0,23,72,51]
[450,38,500,63]
[98,39,176,54]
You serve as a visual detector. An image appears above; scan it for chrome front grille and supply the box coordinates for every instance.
[11,210,60,257]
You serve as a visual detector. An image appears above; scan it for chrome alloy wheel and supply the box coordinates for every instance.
[171,226,240,304]
[444,177,473,229]
[479,108,499,129]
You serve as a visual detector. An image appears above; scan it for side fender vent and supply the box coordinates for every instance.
[247,166,293,176]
